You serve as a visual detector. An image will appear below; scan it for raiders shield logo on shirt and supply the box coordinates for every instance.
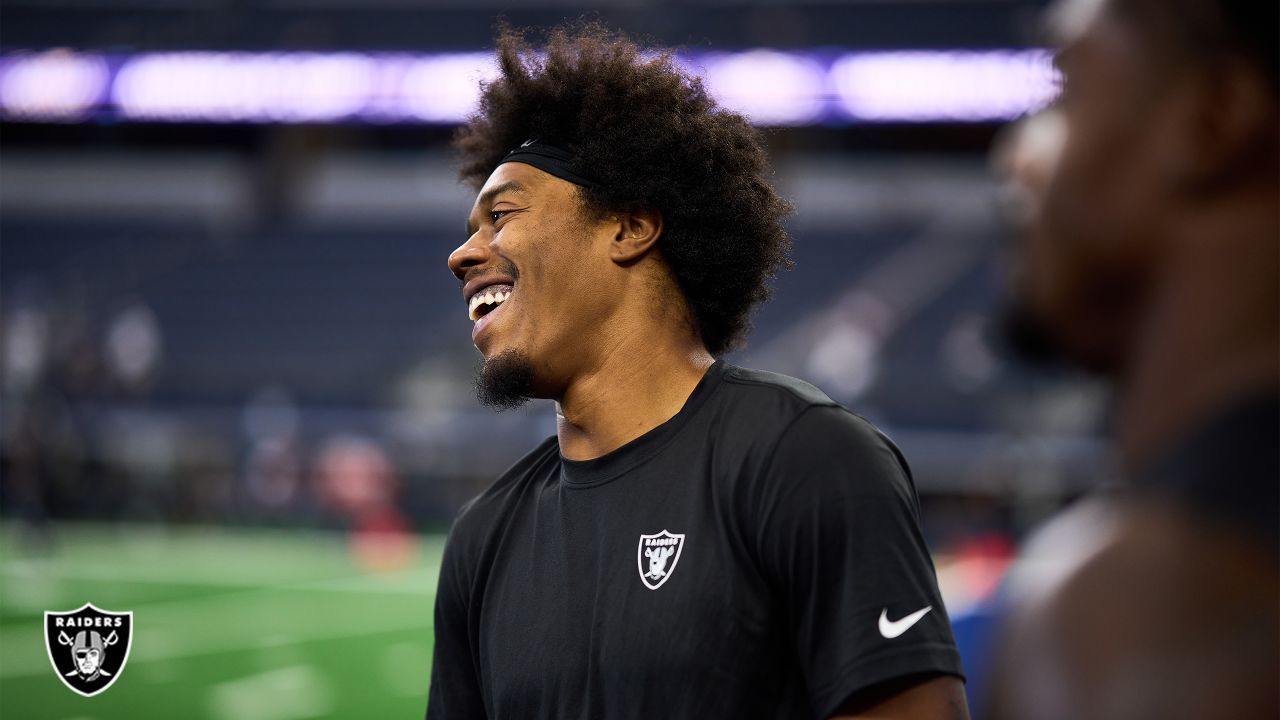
[44,603,133,697]
[637,530,685,590]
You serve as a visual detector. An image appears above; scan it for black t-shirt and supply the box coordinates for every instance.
[427,362,963,719]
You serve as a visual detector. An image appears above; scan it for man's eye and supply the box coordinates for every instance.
[490,210,510,224]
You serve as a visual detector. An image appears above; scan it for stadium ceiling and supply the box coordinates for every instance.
[0,0,1047,52]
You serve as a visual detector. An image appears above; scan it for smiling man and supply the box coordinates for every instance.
[426,24,967,720]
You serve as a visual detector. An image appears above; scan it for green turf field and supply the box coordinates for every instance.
[0,523,444,720]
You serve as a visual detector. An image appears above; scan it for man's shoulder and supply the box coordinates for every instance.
[452,435,559,531]
[714,365,837,439]
[720,364,839,410]
[713,365,905,479]
[718,364,888,446]
[990,497,1280,719]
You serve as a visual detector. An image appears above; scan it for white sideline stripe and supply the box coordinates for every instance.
[0,561,441,593]
[0,565,440,678]
[293,574,439,595]
[0,615,433,678]
[0,566,439,630]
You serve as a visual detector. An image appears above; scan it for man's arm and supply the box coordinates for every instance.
[752,405,968,719]
[833,674,970,719]
[425,517,486,719]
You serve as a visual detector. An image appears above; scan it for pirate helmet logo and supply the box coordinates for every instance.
[636,530,686,590]
[44,603,133,697]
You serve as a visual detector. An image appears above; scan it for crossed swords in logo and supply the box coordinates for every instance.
[56,630,118,678]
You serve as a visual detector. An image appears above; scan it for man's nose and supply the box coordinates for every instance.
[448,233,491,281]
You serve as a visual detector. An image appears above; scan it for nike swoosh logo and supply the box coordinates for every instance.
[878,606,932,639]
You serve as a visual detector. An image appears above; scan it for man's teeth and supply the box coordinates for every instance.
[468,290,511,321]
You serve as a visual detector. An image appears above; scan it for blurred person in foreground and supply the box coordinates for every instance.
[427,23,968,720]
[990,0,1278,717]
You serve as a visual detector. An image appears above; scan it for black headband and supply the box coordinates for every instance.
[497,140,596,189]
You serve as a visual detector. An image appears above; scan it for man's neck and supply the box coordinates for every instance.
[555,327,714,461]
[1117,188,1279,476]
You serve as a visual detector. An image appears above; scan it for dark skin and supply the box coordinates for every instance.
[450,161,713,461]
[833,675,969,719]
[449,161,970,719]
[1012,0,1279,466]
[992,500,1279,720]
[992,0,1279,716]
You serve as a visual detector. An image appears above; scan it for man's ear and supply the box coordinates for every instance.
[1183,59,1278,191]
[608,209,664,264]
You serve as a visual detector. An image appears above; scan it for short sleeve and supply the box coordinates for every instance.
[754,405,964,717]
[425,516,487,720]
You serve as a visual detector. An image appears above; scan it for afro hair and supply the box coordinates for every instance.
[454,22,794,356]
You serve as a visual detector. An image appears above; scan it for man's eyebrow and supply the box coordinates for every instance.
[466,180,530,236]
[480,180,529,208]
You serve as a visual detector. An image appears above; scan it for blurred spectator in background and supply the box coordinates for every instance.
[989,0,1278,717]
[242,386,305,520]
[314,434,415,573]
